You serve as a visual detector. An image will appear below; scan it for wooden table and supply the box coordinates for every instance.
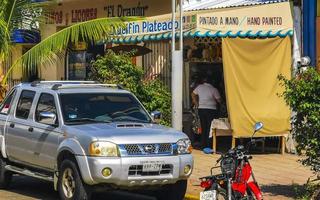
[209,118,233,152]
[209,119,287,154]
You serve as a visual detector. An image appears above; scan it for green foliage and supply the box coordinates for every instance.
[293,181,320,200]
[140,79,172,126]
[0,0,140,84]
[90,51,171,126]
[90,50,144,94]
[279,68,320,172]
[0,0,51,59]
[3,17,133,84]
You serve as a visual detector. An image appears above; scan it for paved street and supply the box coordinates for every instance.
[0,176,155,200]
[187,150,314,200]
[0,150,313,200]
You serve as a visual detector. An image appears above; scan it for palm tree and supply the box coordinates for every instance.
[0,0,46,61]
[0,0,134,89]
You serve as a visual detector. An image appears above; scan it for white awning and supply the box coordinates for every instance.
[183,0,289,11]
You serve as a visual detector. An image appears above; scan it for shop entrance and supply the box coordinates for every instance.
[183,37,230,151]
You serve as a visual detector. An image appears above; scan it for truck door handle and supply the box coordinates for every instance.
[9,123,14,128]
[28,127,34,132]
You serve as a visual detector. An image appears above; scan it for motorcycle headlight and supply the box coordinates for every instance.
[89,141,119,157]
[176,138,192,154]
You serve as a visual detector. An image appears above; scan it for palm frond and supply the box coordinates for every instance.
[0,18,10,61]
[1,0,53,31]
[2,17,140,84]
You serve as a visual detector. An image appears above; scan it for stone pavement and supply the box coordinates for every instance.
[186,150,314,200]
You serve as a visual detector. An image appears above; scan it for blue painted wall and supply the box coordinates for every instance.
[303,0,317,66]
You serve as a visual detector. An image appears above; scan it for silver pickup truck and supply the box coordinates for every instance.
[0,81,193,200]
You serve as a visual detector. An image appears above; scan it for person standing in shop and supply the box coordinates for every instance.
[191,76,221,149]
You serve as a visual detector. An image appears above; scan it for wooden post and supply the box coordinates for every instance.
[212,129,217,153]
[281,136,286,155]
[232,137,236,149]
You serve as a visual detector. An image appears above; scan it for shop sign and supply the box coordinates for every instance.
[197,2,293,32]
[104,2,148,17]
[71,8,98,23]
[45,11,63,24]
[46,2,149,25]
[117,14,197,35]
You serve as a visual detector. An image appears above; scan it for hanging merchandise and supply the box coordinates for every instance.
[192,106,202,135]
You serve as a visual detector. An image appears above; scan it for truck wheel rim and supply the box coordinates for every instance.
[62,168,75,198]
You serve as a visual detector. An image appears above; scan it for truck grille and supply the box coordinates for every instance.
[122,143,172,156]
[128,164,173,176]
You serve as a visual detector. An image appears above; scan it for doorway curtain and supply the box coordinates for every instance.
[222,37,291,137]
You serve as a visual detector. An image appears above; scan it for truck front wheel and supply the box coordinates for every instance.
[58,159,91,200]
[0,156,12,189]
[155,180,187,200]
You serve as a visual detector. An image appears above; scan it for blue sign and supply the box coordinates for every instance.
[11,29,41,44]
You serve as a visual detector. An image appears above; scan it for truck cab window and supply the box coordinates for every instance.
[35,93,58,125]
[15,90,36,119]
[0,89,16,115]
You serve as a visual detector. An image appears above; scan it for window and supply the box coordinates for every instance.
[60,93,151,125]
[0,89,16,115]
[16,90,36,119]
[35,93,57,125]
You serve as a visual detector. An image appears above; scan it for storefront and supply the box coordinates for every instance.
[112,1,293,150]
[5,0,294,151]
[5,0,172,83]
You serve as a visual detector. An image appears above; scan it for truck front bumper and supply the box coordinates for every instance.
[76,154,193,187]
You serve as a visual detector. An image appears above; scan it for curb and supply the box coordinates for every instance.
[185,194,200,200]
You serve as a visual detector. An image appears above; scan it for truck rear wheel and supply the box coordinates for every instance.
[58,159,91,200]
[155,180,187,200]
[0,156,12,189]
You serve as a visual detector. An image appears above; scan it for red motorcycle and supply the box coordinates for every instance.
[199,122,264,200]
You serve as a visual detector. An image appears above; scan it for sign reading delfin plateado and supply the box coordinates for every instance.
[116,2,293,37]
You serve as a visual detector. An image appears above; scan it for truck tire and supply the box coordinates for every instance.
[58,159,91,200]
[0,156,12,189]
[155,180,187,200]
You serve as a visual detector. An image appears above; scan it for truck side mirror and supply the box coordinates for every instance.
[151,111,161,124]
[39,111,57,126]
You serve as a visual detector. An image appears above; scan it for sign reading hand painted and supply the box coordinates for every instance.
[196,2,292,33]
[199,16,284,26]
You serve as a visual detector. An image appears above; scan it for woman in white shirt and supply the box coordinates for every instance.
[191,76,221,149]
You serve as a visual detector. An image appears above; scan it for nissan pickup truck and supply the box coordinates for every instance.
[0,81,193,200]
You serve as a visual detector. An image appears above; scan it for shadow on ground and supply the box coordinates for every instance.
[261,184,299,198]
[1,175,155,200]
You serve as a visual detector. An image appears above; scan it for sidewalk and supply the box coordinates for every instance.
[186,150,314,200]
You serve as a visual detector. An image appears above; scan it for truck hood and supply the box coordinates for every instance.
[64,123,188,144]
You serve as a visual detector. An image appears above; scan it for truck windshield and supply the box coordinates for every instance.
[60,93,152,125]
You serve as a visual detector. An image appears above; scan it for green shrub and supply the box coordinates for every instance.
[279,68,320,173]
[293,181,320,200]
[90,50,171,126]
[90,50,144,95]
[140,79,171,126]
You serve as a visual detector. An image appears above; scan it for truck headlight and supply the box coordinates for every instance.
[176,139,192,154]
[89,141,119,157]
